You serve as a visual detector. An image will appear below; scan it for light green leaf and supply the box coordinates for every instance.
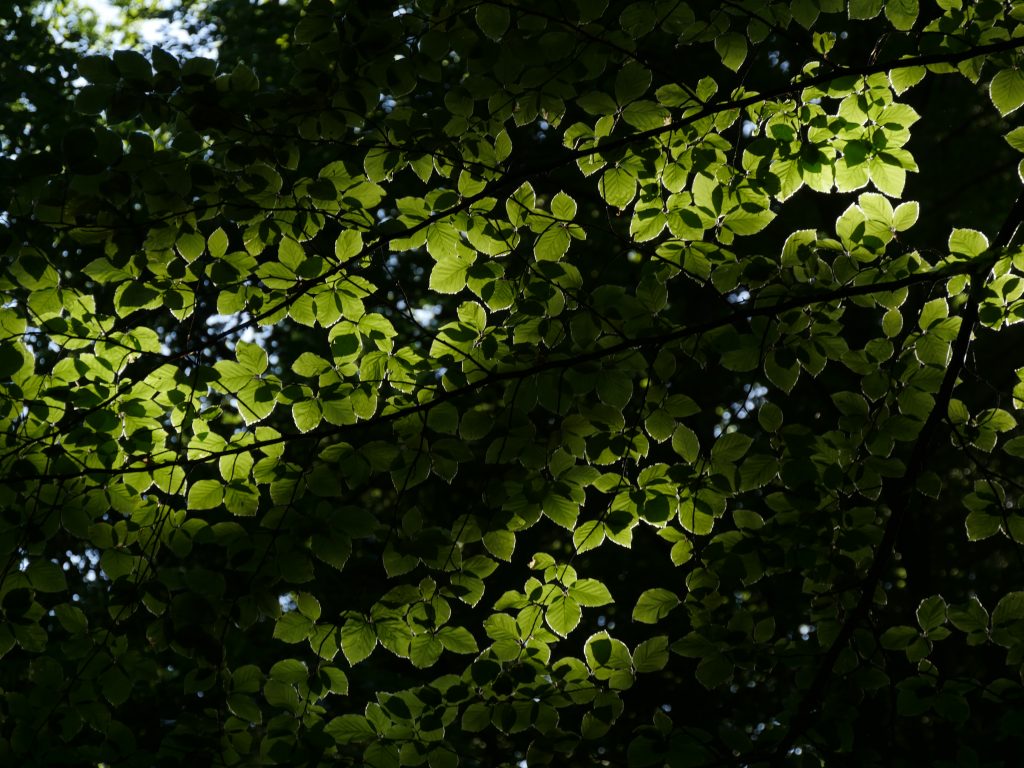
[437,626,479,654]
[890,65,926,95]
[892,201,919,231]
[991,69,1024,116]
[235,340,268,374]
[546,595,582,637]
[208,227,228,258]
[188,479,223,510]
[869,155,906,197]
[551,191,577,220]
[335,230,363,262]
[569,578,614,607]
[293,399,323,433]
[274,612,314,644]
[948,228,988,258]
[534,226,571,261]
[573,520,606,553]
[601,168,637,209]
[882,309,903,338]
[430,254,472,294]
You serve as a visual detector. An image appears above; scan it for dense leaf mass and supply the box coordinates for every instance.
[4,0,1024,765]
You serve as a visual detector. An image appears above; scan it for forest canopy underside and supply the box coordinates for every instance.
[6,0,1024,766]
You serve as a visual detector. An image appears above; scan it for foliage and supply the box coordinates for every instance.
[5,0,1024,766]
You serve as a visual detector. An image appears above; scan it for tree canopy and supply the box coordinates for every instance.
[5,0,1024,765]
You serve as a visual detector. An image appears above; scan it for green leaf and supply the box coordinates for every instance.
[0,342,26,382]
[715,33,747,72]
[970,514,1003,544]
[757,403,783,432]
[26,560,66,592]
[615,63,652,103]
[101,667,132,707]
[546,595,582,637]
[916,596,947,632]
[695,655,733,689]
[991,591,1024,647]
[410,634,444,668]
[632,635,669,673]
[711,432,753,463]
[274,612,314,644]
[1006,127,1024,155]
[270,658,308,684]
[632,588,680,623]
[884,0,918,30]
[326,714,376,744]
[223,482,259,516]
[227,693,263,723]
[765,352,799,393]
[114,49,153,83]
[849,0,883,19]
[77,54,118,84]
[483,530,515,561]
[880,625,918,650]
[342,617,377,664]
[475,3,510,40]
[991,69,1024,116]
[948,596,989,634]
[542,493,579,529]
[791,0,819,28]
[461,702,492,732]
[671,425,700,463]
